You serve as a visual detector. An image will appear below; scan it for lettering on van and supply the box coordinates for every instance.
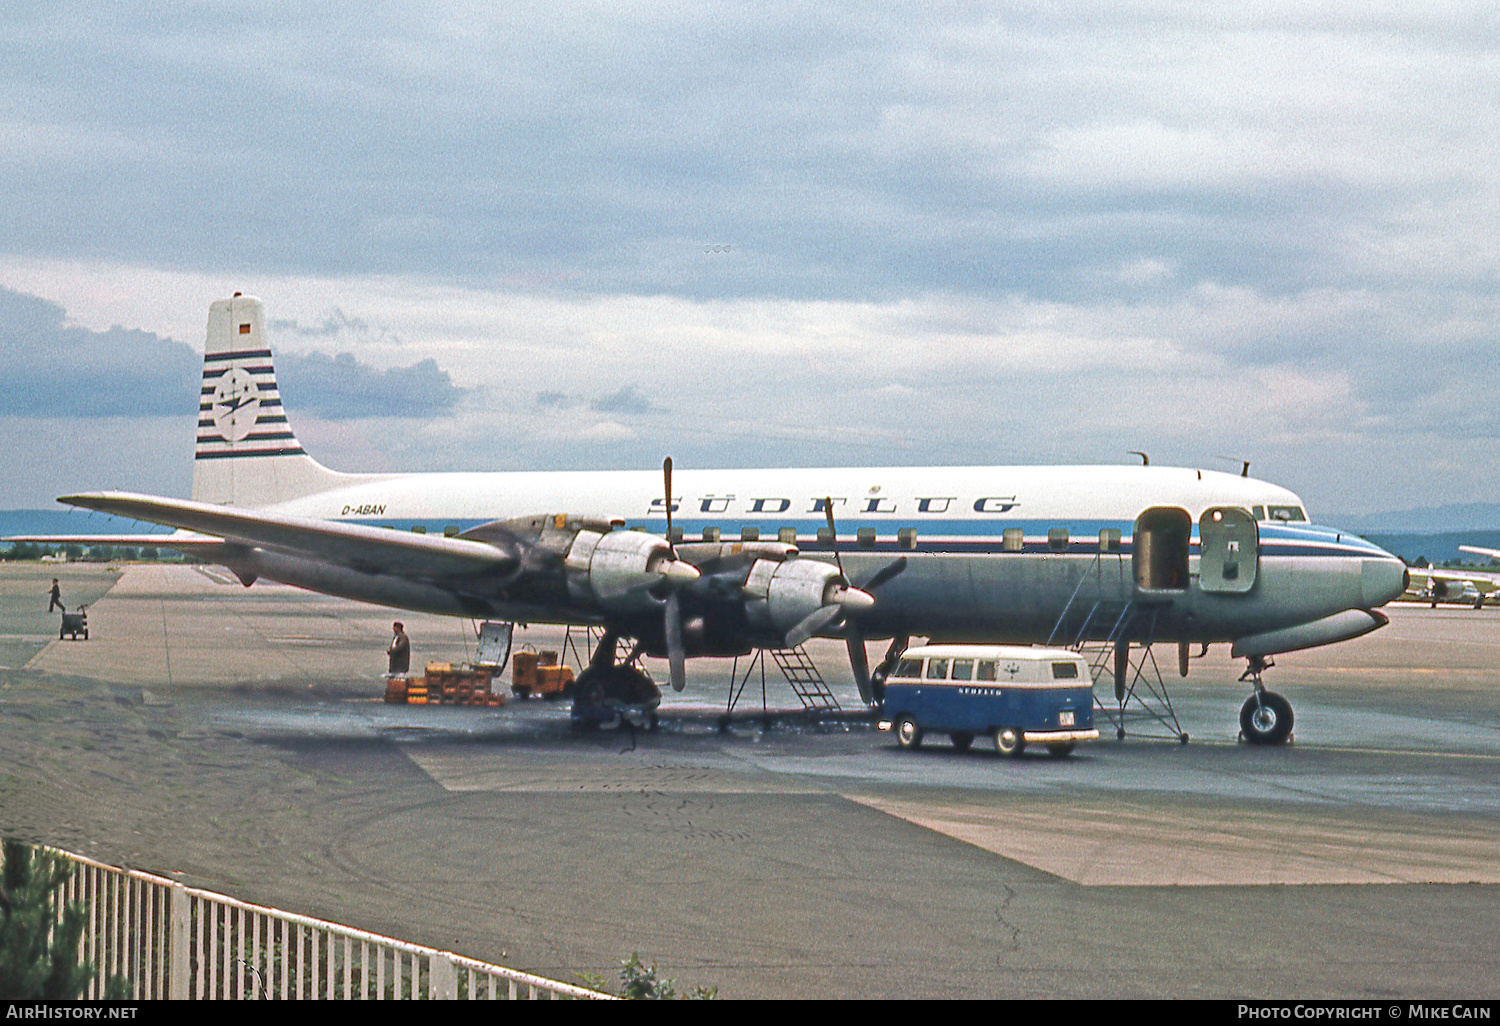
[341,504,386,516]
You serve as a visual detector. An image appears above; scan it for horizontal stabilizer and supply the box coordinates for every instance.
[58,491,516,579]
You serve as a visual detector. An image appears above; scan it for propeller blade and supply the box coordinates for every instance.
[665,589,686,691]
[847,627,873,705]
[663,456,677,553]
[822,497,847,580]
[784,604,842,649]
[859,555,908,591]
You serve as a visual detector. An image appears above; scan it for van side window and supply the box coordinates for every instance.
[1051,662,1080,680]
[951,658,974,681]
[975,660,997,681]
[893,658,923,679]
[925,658,949,679]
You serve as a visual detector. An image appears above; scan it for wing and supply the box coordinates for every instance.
[55,491,517,579]
[1459,545,1500,562]
[3,528,229,555]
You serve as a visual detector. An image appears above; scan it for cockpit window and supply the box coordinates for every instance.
[1251,505,1266,521]
[1266,505,1306,523]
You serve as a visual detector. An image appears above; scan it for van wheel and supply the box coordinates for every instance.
[950,732,973,752]
[895,715,923,749]
[994,727,1025,757]
[1046,742,1075,758]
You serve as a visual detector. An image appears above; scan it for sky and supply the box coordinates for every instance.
[2,2,1499,516]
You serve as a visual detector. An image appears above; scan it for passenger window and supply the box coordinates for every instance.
[1003,528,1024,552]
[1051,662,1080,680]
[778,527,797,544]
[411,525,426,534]
[817,526,834,545]
[897,527,917,550]
[443,525,460,537]
[925,658,949,679]
[702,527,721,542]
[668,526,684,544]
[741,526,759,541]
[893,658,923,679]
[857,527,877,548]
[975,660,997,681]
[1048,528,1069,552]
[1099,528,1120,553]
[951,659,974,681]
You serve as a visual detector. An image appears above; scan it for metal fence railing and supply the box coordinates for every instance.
[31,846,611,1000]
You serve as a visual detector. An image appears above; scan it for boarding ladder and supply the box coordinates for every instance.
[726,645,841,715]
[1046,555,1187,742]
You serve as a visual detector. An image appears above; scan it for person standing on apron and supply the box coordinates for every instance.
[387,621,410,675]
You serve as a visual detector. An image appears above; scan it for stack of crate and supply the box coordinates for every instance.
[382,665,503,706]
[383,675,427,704]
[422,662,505,707]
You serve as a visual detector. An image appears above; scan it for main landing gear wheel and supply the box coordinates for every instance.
[894,715,923,749]
[994,727,1025,758]
[1239,691,1294,746]
[950,732,974,752]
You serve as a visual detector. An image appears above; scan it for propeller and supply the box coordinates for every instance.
[815,497,906,705]
[662,457,689,691]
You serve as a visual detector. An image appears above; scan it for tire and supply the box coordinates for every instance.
[950,732,974,752]
[1046,741,1075,758]
[1239,691,1294,745]
[894,714,923,749]
[994,727,1025,757]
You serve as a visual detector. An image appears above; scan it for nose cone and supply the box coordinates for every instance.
[1360,554,1409,608]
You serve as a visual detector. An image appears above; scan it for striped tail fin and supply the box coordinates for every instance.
[191,294,358,507]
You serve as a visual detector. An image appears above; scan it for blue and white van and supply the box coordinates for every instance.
[878,644,1099,758]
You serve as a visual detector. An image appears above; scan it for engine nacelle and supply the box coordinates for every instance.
[1431,579,1479,602]
[742,558,845,639]
[564,529,673,614]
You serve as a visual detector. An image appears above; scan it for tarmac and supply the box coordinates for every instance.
[2,561,1498,998]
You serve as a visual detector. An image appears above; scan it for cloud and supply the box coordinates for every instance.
[0,286,198,416]
[589,384,654,415]
[274,350,467,420]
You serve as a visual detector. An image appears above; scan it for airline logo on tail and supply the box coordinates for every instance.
[196,296,304,461]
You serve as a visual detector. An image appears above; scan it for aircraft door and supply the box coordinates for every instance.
[1133,507,1191,594]
[1198,506,1258,594]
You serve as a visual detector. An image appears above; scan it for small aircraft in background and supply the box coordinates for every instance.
[1402,546,1500,608]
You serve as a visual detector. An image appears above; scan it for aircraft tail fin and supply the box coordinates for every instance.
[191,294,357,508]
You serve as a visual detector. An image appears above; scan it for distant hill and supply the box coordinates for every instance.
[1359,531,1500,567]
[1325,503,1500,535]
[0,509,173,538]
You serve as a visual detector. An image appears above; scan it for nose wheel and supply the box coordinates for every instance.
[1238,655,1294,745]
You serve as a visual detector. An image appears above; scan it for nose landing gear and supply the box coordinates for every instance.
[1238,655,1294,745]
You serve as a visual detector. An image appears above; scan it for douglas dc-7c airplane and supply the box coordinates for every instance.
[13,295,1410,745]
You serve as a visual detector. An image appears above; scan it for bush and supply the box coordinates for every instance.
[0,840,126,999]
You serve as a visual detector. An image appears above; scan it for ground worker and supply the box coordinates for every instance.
[47,579,62,613]
[388,621,410,675]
